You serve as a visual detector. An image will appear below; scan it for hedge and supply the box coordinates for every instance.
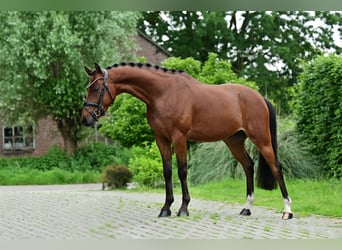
[295,54,342,178]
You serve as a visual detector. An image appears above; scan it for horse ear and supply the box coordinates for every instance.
[84,66,93,76]
[94,63,102,73]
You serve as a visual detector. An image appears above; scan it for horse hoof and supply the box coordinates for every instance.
[159,209,171,217]
[282,212,293,220]
[177,210,189,217]
[239,208,251,216]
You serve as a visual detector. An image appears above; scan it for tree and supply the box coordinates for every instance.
[100,53,257,147]
[0,11,140,154]
[139,11,342,113]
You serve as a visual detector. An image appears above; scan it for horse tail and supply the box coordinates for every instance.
[256,98,279,190]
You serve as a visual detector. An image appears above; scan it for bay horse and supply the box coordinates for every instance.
[81,62,293,220]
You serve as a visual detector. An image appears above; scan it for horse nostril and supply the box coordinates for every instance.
[82,117,90,127]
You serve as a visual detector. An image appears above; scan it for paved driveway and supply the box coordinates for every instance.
[0,184,341,239]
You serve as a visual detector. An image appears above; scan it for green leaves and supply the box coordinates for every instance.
[295,54,342,178]
[128,142,163,187]
[139,11,342,113]
[100,94,155,148]
[163,53,258,89]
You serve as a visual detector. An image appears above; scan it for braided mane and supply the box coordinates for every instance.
[105,62,184,74]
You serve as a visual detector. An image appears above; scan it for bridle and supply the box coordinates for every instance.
[83,69,114,121]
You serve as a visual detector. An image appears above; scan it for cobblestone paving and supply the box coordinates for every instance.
[0,184,341,239]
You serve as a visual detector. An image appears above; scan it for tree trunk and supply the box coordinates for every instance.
[62,134,77,155]
[56,118,78,155]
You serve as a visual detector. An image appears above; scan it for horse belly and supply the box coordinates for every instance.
[186,114,241,142]
[185,90,243,142]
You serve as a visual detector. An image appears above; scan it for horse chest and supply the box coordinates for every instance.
[146,106,193,138]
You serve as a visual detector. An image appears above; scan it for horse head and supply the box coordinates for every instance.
[81,63,115,127]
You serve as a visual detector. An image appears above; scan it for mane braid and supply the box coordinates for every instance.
[106,62,184,74]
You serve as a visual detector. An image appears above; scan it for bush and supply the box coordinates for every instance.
[295,54,342,178]
[99,94,155,147]
[188,118,319,185]
[73,141,133,172]
[102,164,132,189]
[0,142,132,175]
[0,146,71,171]
[0,167,101,185]
[128,142,164,187]
[0,142,133,185]
[34,146,71,171]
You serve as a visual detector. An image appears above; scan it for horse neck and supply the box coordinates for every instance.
[108,67,166,106]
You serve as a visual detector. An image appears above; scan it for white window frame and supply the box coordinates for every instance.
[2,125,35,151]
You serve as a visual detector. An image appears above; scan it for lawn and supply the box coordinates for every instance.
[0,167,101,185]
[140,178,342,218]
[186,178,342,218]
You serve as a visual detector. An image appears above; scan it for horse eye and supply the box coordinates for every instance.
[93,85,100,92]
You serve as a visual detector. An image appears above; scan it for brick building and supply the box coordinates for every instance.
[136,31,171,64]
[0,31,171,157]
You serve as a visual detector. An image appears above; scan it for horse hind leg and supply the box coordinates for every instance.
[224,131,255,216]
[257,143,293,220]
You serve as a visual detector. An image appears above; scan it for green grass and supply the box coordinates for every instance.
[0,167,101,185]
[188,178,342,218]
[137,178,342,218]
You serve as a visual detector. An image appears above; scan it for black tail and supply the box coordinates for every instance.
[256,98,279,190]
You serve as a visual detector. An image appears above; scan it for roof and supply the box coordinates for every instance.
[137,30,173,57]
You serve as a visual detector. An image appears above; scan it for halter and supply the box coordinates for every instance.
[83,69,114,121]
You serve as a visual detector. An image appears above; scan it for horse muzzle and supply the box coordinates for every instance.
[82,102,103,127]
[82,115,95,127]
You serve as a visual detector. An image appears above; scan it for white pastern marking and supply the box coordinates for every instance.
[244,193,254,210]
[283,197,292,213]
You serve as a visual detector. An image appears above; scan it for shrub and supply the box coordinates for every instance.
[72,141,133,172]
[0,167,101,185]
[295,54,342,178]
[128,142,164,187]
[100,94,155,147]
[0,146,71,171]
[102,164,132,189]
[0,142,132,174]
[34,146,71,171]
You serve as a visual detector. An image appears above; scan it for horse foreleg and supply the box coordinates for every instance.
[176,158,190,216]
[155,136,174,217]
[174,137,190,217]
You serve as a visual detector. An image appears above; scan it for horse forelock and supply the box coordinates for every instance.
[105,62,184,74]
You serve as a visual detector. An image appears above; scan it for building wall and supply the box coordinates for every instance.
[135,32,171,64]
[0,118,63,157]
[33,118,64,156]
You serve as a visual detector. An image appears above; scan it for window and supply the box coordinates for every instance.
[3,125,35,151]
